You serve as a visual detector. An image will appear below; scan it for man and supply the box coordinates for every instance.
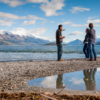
[86,23,97,61]
[56,25,65,61]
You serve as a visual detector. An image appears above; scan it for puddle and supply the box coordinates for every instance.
[28,68,100,91]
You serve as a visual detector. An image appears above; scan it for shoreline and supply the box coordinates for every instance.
[0,58,100,95]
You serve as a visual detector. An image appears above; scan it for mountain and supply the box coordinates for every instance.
[67,39,83,45]
[0,31,50,45]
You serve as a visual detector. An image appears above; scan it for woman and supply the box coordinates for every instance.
[83,28,89,59]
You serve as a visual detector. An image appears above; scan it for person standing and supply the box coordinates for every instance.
[56,25,65,61]
[83,28,89,59]
[86,23,97,61]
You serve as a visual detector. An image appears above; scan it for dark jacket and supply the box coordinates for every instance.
[56,29,63,44]
[83,35,89,43]
[86,29,96,43]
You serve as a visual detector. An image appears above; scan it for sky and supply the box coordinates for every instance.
[0,0,100,43]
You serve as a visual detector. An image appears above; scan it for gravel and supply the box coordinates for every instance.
[0,58,100,95]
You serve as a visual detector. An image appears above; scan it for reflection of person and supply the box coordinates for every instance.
[83,28,89,59]
[56,74,64,89]
[83,68,97,90]
[56,25,65,61]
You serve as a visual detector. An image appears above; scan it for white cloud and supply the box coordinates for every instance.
[11,27,47,37]
[0,28,50,40]
[87,18,100,24]
[40,0,65,16]
[51,21,54,23]
[0,0,48,7]
[22,20,36,25]
[0,12,45,26]
[69,78,84,85]
[41,75,57,88]
[68,31,83,35]
[58,20,72,25]
[0,12,24,20]
[0,0,65,16]
[69,6,90,13]
[0,12,45,20]
[70,24,88,27]
[0,20,14,26]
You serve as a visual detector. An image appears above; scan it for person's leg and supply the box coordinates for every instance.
[85,44,89,58]
[83,44,87,58]
[83,44,89,58]
[88,42,93,60]
[92,44,97,60]
[57,43,60,61]
[59,43,62,60]
[57,43,62,61]
[87,44,90,58]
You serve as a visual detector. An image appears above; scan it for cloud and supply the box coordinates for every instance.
[70,24,88,27]
[40,0,65,16]
[68,31,83,35]
[0,28,50,40]
[58,20,72,25]
[69,6,90,13]
[0,12,45,26]
[51,21,54,23]
[0,0,65,16]
[11,27,47,37]
[41,75,57,88]
[0,12,45,20]
[69,78,84,85]
[0,12,24,20]
[0,0,48,7]
[22,20,36,25]
[87,17,100,23]
[0,20,14,26]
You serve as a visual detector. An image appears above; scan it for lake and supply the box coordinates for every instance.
[0,45,100,62]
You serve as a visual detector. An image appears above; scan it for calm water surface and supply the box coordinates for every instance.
[28,68,100,91]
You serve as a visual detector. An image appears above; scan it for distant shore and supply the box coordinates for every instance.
[0,58,100,95]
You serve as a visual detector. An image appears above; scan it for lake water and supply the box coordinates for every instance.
[28,68,100,91]
[0,45,100,62]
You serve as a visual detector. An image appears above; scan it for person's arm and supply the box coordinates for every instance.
[59,36,65,39]
[58,30,65,39]
[86,31,90,38]
[62,29,65,31]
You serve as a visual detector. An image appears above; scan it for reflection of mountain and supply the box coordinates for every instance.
[83,68,97,91]
[56,74,64,89]
[0,32,50,45]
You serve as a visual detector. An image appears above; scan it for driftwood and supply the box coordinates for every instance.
[40,94,56,100]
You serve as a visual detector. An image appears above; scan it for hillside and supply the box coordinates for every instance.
[0,31,50,45]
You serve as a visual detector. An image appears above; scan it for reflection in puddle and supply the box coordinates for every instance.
[28,68,100,91]
[83,68,96,91]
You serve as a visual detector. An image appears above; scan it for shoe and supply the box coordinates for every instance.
[87,59,94,61]
[85,58,89,60]
[94,59,97,61]
[58,59,64,61]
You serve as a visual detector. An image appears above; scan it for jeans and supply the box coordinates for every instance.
[57,43,62,60]
[83,43,89,58]
[88,42,97,60]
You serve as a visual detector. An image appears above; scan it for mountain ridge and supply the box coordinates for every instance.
[0,31,50,45]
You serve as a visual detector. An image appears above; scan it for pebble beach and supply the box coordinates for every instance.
[0,58,100,96]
